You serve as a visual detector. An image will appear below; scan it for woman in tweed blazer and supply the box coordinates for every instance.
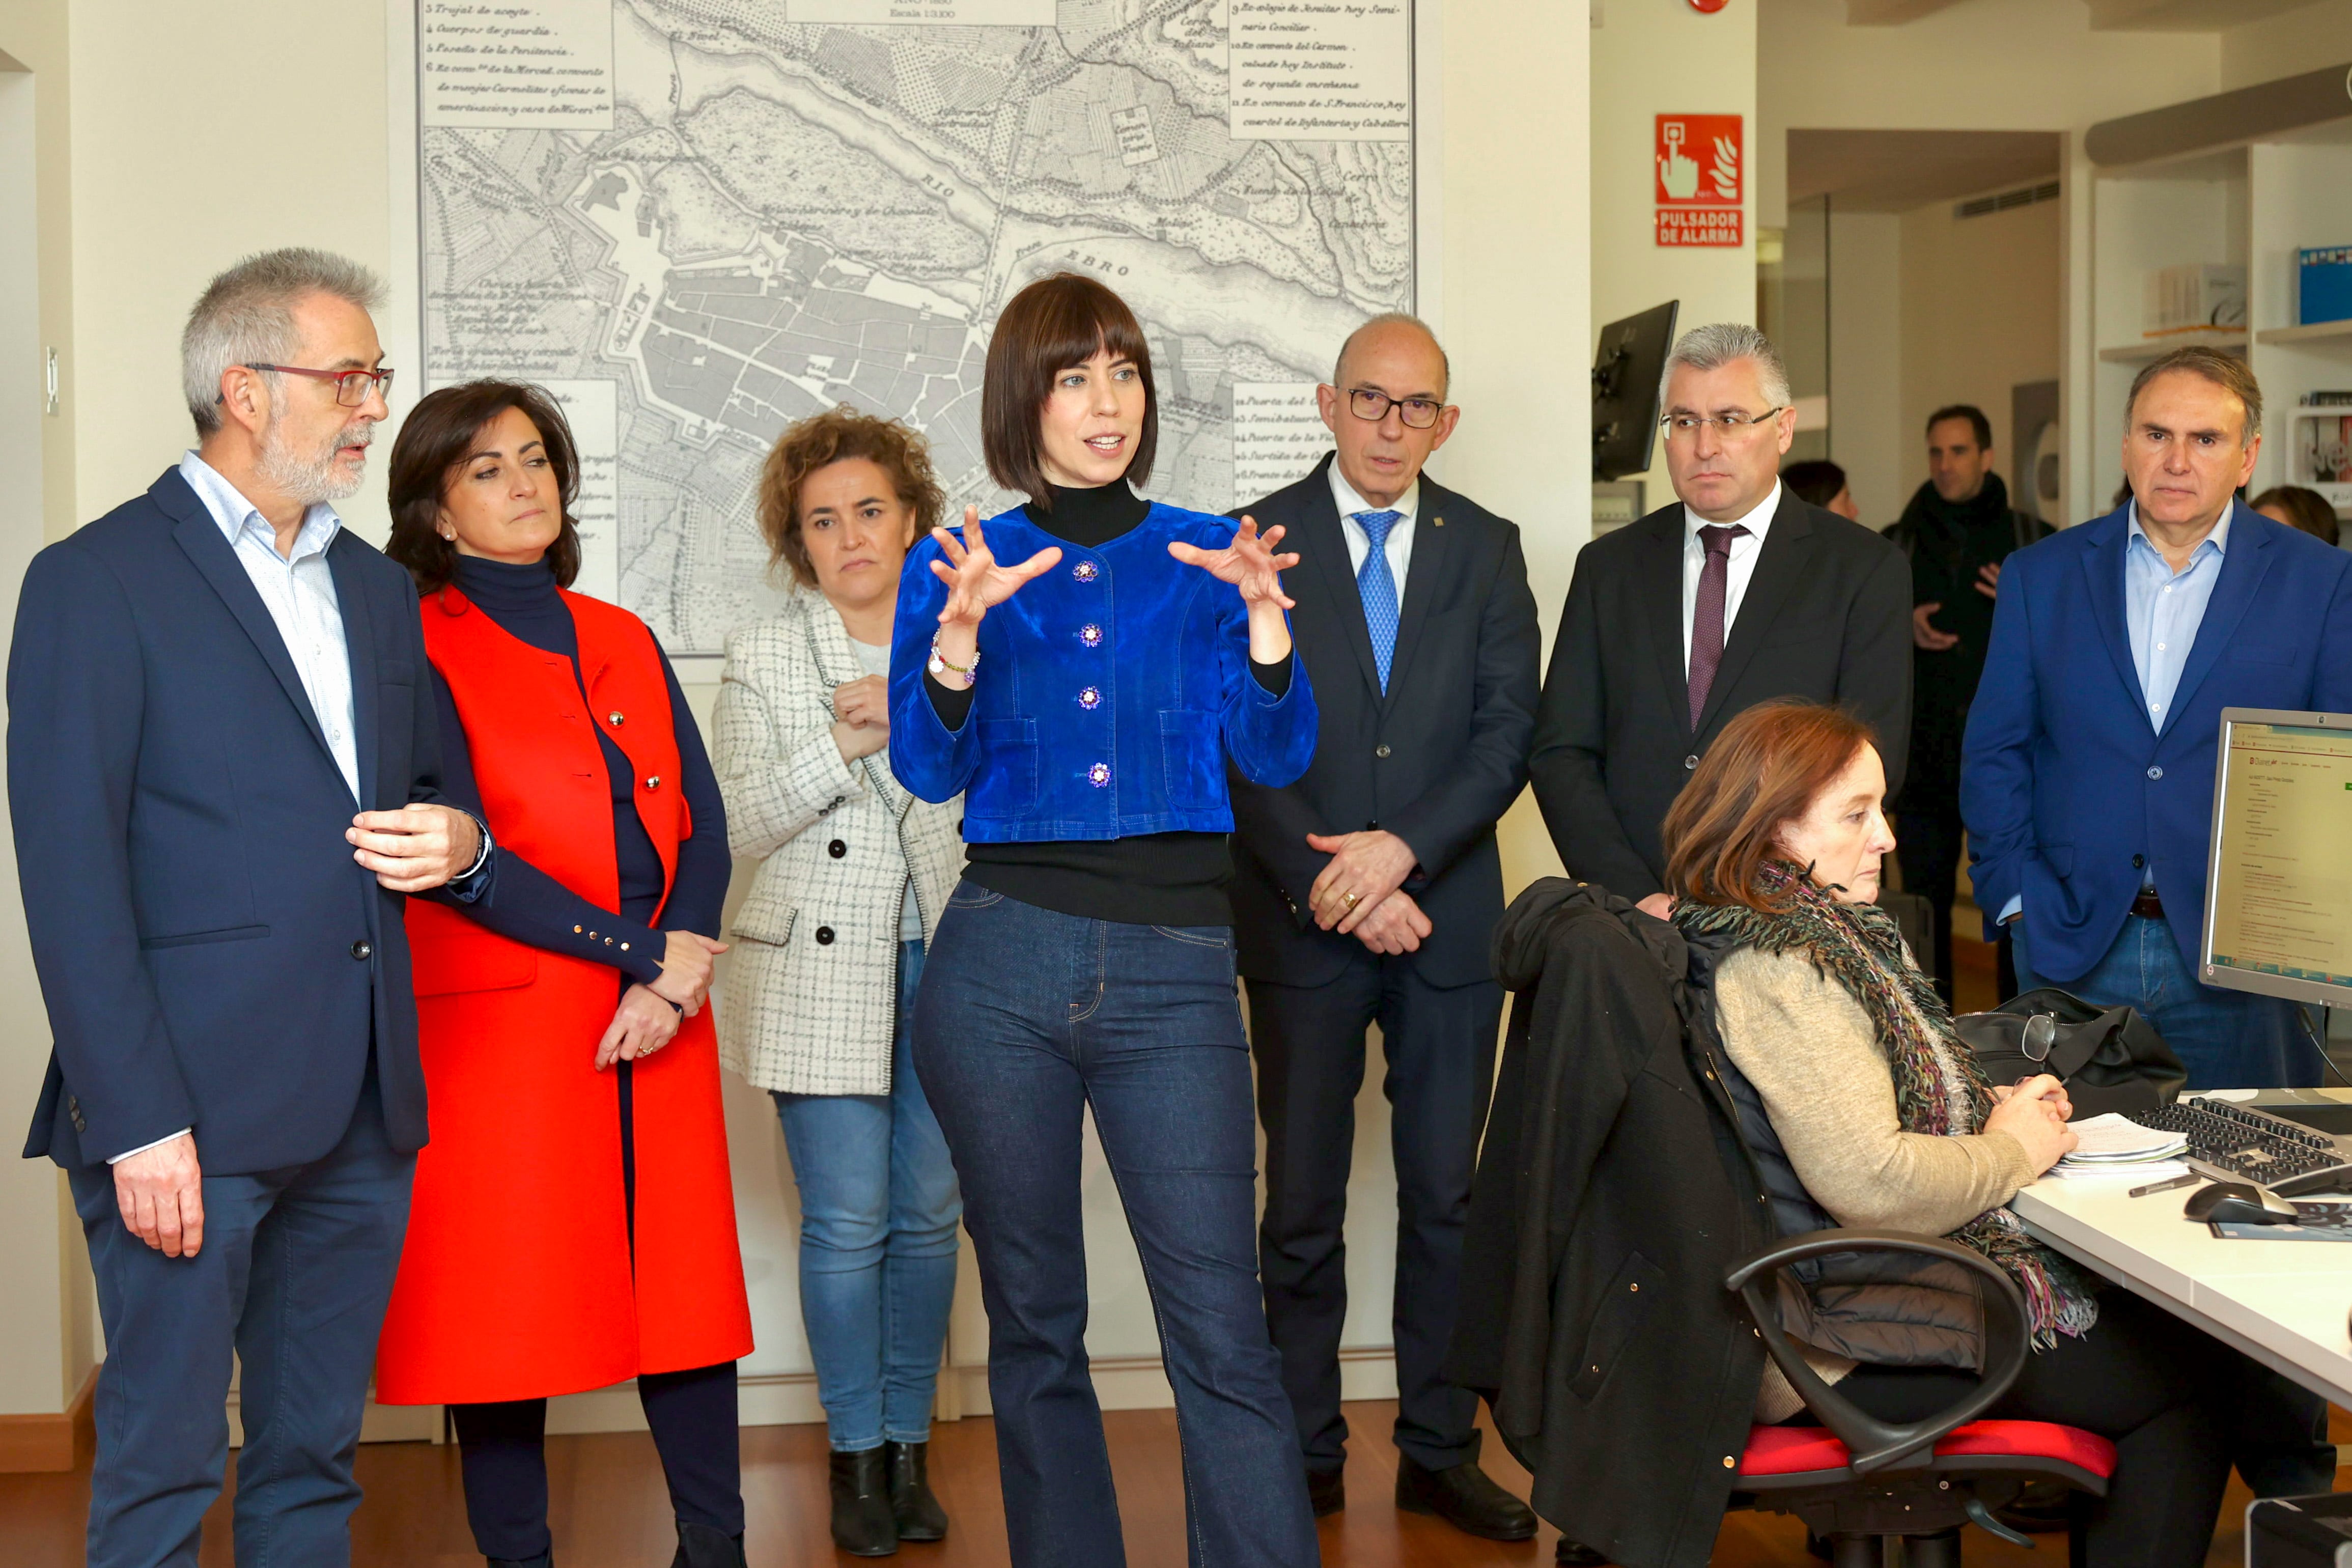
[711,409,963,1555]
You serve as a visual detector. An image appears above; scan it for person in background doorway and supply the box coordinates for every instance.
[1779,458,1860,521]
[376,381,752,1568]
[1880,405,2050,1003]
[712,407,964,1557]
[1963,346,2352,1503]
[1227,315,1542,1542]
[1529,323,1912,918]
[9,248,488,1568]
[2251,484,2342,547]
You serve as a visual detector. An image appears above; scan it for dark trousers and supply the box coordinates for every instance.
[914,884,1318,1568]
[1245,955,1504,1476]
[69,1066,413,1568]
[450,1362,742,1560]
[1895,802,1962,1005]
[1807,1291,2273,1567]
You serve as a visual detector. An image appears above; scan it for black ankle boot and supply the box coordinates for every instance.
[831,1446,900,1556]
[668,1521,747,1568]
[885,1440,949,1542]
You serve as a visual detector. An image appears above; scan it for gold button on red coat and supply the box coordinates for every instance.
[607,711,624,726]
[645,775,661,790]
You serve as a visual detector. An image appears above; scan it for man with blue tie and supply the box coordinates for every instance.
[1963,346,2352,1501]
[1963,347,2352,1090]
[1228,314,1544,1539]
[9,249,490,1567]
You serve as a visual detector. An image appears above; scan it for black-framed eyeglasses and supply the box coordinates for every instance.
[1347,387,1444,430]
[1659,407,1786,438]
[231,364,397,408]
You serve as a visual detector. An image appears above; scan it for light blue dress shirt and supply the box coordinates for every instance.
[2000,501,2231,926]
[178,451,362,802]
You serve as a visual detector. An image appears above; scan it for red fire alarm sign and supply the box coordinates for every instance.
[1656,114,1743,247]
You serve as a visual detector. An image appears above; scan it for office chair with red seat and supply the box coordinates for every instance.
[1722,1229,2116,1568]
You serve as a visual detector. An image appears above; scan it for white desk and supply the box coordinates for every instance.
[2013,1141,2352,1408]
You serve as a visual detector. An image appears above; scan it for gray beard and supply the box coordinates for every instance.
[259,416,368,505]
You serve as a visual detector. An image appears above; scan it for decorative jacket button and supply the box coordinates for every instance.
[815,926,836,945]
[349,939,373,961]
[646,775,662,790]
[607,711,624,726]
[2146,765,2163,781]
[828,839,847,859]
[1079,624,1104,648]
[1375,744,1392,759]
[2132,853,2145,869]
[1685,754,1699,770]
[1088,762,1111,788]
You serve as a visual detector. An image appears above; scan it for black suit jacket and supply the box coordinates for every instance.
[1228,454,1541,990]
[10,468,459,1172]
[1528,490,1911,903]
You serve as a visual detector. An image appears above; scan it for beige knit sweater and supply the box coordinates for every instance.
[1714,945,2036,1422]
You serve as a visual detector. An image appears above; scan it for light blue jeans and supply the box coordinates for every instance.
[773,940,962,1451]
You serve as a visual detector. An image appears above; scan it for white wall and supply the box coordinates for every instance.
[1896,194,2062,500]
[1827,209,1902,528]
[2221,0,2352,90]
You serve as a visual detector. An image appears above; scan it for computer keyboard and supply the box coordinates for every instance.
[2124,1097,2345,1185]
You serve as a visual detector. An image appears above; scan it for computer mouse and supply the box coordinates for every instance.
[2185,1181,2299,1225]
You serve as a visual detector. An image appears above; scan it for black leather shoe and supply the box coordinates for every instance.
[830,1447,899,1557]
[1307,1467,1345,1516]
[1395,1453,1538,1541]
[488,1556,552,1568]
[885,1441,949,1543]
[668,1522,747,1568]
[1557,1543,1614,1566]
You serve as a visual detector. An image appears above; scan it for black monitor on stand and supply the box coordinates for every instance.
[1592,300,1680,483]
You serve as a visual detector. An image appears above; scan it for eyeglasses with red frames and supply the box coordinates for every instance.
[229,364,398,408]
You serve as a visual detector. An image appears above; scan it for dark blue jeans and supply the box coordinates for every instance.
[913,883,1318,1568]
[69,1067,413,1568]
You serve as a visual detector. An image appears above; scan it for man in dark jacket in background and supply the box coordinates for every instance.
[1883,405,2050,1000]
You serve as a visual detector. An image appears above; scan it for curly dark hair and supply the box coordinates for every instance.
[756,406,945,589]
[385,380,582,595]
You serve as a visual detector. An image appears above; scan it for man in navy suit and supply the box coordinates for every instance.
[9,249,489,1568]
[1964,347,2352,1501]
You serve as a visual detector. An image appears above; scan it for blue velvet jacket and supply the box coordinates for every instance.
[888,502,1318,838]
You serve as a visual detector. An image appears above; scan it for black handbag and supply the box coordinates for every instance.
[1949,988,2187,1117]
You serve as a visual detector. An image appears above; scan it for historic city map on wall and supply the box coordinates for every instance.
[408,0,1417,654]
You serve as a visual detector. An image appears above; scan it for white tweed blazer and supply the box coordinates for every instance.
[712,594,963,1096]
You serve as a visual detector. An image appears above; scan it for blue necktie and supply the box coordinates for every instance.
[1355,509,1402,693]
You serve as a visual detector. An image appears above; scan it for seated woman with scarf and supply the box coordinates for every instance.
[1659,698,2246,1568]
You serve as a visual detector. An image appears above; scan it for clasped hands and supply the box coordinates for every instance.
[596,929,729,1071]
[1306,829,1430,955]
[1986,1072,2079,1173]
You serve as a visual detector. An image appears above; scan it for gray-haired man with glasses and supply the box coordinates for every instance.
[9,247,488,1567]
[1529,322,1911,917]
[1227,313,1543,1541]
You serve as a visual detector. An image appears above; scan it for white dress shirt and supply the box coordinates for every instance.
[179,451,362,802]
[1327,461,1418,596]
[1680,480,1782,674]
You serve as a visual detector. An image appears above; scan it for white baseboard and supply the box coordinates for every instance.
[257,1347,1402,1442]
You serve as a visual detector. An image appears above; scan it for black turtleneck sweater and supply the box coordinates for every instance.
[427,555,731,984]
[930,482,1292,927]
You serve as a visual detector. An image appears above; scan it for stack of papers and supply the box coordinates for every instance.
[2050,1113,2189,1180]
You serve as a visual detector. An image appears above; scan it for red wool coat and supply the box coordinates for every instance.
[374,585,752,1405]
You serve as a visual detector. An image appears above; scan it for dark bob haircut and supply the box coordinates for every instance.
[386,380,582,596]
[982,272,1157,508]
[756,406,944,589]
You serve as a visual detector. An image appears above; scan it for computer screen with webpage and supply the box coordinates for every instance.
[2203,710,2352,1009]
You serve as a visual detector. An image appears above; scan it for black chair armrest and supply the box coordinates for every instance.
[1724,1227,2031,1476]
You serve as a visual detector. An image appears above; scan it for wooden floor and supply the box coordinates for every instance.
[0,1398,2294,1565]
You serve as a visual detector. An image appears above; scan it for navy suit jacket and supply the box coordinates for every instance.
[10,468,458,1172]
[1961,500,2352,985]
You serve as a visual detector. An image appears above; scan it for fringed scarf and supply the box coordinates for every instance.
[1677,863,2099,1349]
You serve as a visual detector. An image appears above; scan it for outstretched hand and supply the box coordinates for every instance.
[931,505,1062,629]
[1166,516,1297,610]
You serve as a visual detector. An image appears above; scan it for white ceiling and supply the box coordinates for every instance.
[1786,127,2063,211]
[1845,0,2329,27]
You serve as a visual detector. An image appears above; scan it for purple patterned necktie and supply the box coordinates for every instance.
[1688,523,1749,730]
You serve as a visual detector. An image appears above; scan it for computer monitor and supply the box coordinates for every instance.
[1591,300,1679,482]
[2201,708,2352,1009]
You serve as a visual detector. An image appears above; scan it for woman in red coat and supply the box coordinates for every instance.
[376,381,752,1568]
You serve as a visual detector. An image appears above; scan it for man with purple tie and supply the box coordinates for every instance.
[1530,323,1911,919]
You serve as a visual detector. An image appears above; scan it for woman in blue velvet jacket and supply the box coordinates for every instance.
[887,272,1321,1568]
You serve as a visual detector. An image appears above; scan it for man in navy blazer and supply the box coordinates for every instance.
[9,250,487,1568]
[1963,347,2352,1095]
